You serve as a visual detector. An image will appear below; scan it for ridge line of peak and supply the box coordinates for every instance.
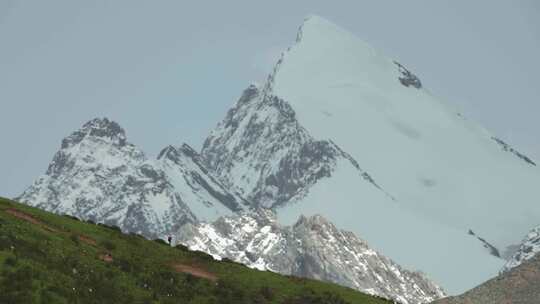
[61,117,127,149]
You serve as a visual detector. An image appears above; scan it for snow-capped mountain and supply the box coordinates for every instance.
[501,224,540,273]
[176,210,445,304]
[18,118,244,238]
[202,84,389,209]
[201,16,540,294]
[16,15,540,300]
[18,116,445,303]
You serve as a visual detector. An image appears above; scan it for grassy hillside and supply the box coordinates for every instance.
[0,197,392,304]
[434,251,540,304]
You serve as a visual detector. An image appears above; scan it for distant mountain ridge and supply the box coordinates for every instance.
[176,210,445,304]
[17,118,244,238]
[17,117,444,303]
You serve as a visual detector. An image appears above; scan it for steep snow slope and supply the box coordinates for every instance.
[501,224,540,273]
[269,16,539,247]
[202,16,540,293]
[18,118,243,238]
[176,211,445,304]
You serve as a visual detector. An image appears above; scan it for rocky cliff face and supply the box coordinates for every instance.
[201,85,385,209]
[176,211,445,304]
[18,118,244,238]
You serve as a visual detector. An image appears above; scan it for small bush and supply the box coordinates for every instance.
[129,232,145,239]
[174,244,189,251]
[215,279,247,304]
[70,233,80,245]
[0,266,36,303]
[97,223,122,232]
[220,257,245,267]
[0,234,13,250]
[191,250,215,261]
[113,257,135,273]
[282,291,348,304]
[100,240,116,251]
[153,238,169,246]
[4,256,17,267]
[62,214,80,221]
[259,286,274,301]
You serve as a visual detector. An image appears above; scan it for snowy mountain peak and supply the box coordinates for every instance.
[20,118,247,238]
[178,143,201,160]
[201,16,540,294]
[293,213,333,230]
[61,117,127,149]
[157,145,177,160]
[296,15,356,45]
[158,144,202,167]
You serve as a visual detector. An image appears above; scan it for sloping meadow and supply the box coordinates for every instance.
[0,197,392,304]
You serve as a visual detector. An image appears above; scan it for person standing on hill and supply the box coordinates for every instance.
[167,235,172,246]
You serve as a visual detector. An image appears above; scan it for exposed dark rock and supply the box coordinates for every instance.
[492,137,536,166]
[394,61,422,89]
[468,229,501,258]
[202,86,387,209]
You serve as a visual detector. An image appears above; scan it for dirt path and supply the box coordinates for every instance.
[78,235,97,246]
[171,263,218,282]
[4,208,98,246]
[4,208,59,232]
[99,253,114,263]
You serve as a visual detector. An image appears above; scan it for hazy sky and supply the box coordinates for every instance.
[1,0,539,198]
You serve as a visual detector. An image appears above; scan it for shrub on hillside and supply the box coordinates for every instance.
[70,233,80,245]
[282,291,348,304]
[97,223,122,232]
[100,240,116,251]
[4,256,17,267]
[62,214,80,221]
[174,243,189,252]
[153,238,169,246]
[0,266,36,303]
[191,250,215,261]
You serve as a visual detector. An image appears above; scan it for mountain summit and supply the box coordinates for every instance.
[61,117,127,148]
[201,15,540,294]
[18,118,244,238]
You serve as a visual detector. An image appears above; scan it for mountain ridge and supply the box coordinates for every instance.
[176,210,445,304]
[17,117,243,238]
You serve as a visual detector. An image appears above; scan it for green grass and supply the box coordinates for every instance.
[0,197,392,304]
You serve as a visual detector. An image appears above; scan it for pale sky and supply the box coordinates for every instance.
[1,0,539,197]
